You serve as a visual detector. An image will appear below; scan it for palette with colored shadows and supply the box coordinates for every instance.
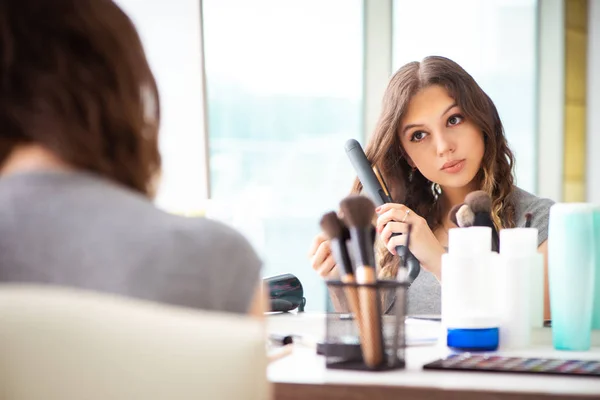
[423,354,600,377]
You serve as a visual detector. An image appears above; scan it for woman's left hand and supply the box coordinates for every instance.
[375,203,445,278]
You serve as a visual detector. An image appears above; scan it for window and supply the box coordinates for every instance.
[393,0,539,192]
[203,0,364,310]
[115,0,208,213]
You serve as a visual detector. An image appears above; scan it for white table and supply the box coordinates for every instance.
[268,312,600,400]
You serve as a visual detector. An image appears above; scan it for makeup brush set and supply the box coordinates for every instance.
[320,195,408,371]
[447,191,534,252]
[448,190,501,251]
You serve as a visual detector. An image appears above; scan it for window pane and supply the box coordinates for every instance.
[116,0,208,213]
[393,0,538,192]
[203,0,364,310]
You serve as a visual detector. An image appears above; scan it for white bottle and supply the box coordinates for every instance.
[442,227,500,350]
[498,228,543,350]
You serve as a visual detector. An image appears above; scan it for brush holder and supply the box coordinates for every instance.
[323,280,407,371]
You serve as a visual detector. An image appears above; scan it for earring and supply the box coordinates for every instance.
[408,167,416,182]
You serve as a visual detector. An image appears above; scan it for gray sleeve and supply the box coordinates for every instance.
[516,195,554,246]
[219,228,263,314]
[150,218,262,314]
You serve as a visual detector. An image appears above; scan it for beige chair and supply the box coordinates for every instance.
[0,285,270,400]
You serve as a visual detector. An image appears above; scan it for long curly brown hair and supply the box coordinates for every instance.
[0,0,161,197]
[352,56,516,275]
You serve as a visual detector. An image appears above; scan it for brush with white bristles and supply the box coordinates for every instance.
[448,203,464,227]
[456,204,475,227]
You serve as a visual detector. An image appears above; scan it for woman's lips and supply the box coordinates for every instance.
[441,159,466,174]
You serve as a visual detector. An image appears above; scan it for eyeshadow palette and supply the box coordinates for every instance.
[423,354,600,377]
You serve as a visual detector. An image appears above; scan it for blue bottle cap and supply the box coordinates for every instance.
[447,327,499,351]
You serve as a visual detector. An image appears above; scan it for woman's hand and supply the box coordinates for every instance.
[308,232,339,279]
[375,203,445,279]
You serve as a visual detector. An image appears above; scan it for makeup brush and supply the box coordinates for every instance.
[525,212,533,228]
[464,190,499,252]
[340,195,384,368]
[321,211,368,357]
[456,204,475,228]
[448,203,465,226]
[320,212,353,278]
[320,213,362,314]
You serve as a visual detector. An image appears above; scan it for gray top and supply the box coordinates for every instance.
[407,186,554,315]
[0,170,262,314]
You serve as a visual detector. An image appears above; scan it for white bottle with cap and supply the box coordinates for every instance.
[498,228,543,349]
[442,227,500,351]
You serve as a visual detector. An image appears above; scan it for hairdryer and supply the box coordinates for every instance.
[263,273,306,312]
[344,138,421,284]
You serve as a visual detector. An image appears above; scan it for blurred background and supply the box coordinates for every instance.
[115,0,597,311]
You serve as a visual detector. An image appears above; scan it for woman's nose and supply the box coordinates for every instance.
[434,131,455,156]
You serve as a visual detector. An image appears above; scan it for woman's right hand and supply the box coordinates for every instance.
[308,232,338,279]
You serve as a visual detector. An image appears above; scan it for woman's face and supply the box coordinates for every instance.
[399,85,484,189]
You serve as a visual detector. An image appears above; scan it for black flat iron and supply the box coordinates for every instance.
[344,138,421,284]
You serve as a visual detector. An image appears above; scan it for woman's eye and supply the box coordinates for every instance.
[410,131,427,142]
[448,114,464,126]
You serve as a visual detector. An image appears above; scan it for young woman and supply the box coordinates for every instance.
[0,0,263,316]
[309,56,553,317]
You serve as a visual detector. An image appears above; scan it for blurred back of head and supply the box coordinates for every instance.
[0,0,161,197]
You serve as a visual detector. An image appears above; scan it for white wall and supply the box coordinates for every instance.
[115,0,209,212]
[587,0,600,203]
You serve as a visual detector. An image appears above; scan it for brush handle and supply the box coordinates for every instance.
[491,229,499,252]
[349,227,376,268]
[355,266,384,368]
[473,213,499,252]
[340,275,370,360]
[341,275,361,321]
[330,238,354,276]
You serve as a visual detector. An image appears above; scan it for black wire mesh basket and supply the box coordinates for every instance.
[323,280,407,371]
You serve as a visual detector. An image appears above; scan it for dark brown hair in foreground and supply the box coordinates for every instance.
[0,0,161,196]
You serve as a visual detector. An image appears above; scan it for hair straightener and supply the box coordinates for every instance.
[344,139,421,284]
